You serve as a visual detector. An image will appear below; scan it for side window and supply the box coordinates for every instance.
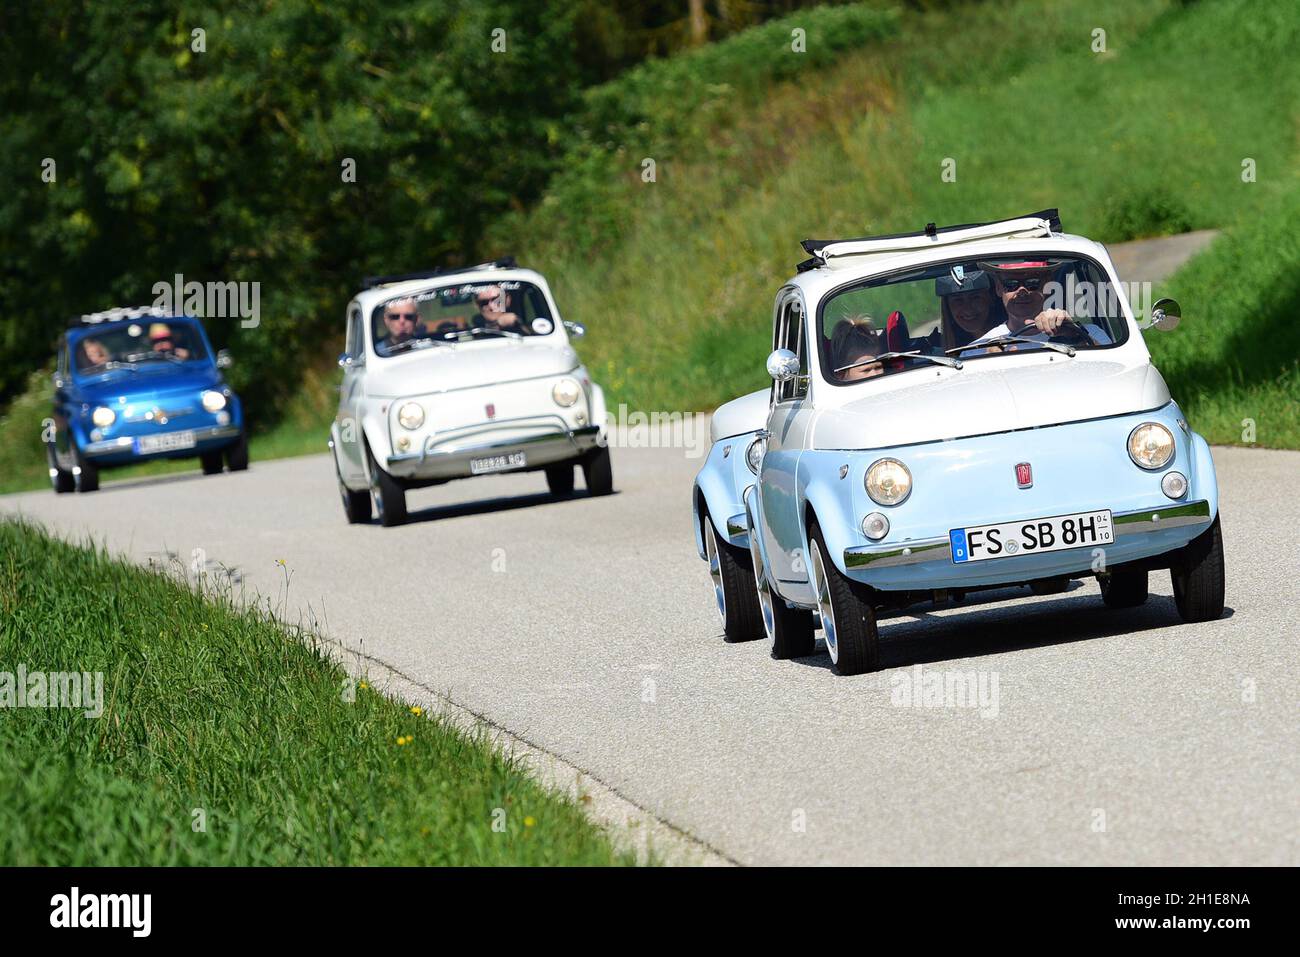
[775,297,807,402]
[346,308,365,364]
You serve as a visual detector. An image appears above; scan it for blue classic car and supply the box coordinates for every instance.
[47,308,247,493]
[693,211,1225,675]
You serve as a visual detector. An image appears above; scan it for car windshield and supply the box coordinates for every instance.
[818,254,1128,384]
[370,279,556,357]
[71,320,208,374]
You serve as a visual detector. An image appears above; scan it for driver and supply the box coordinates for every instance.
[377,297,422,355]
[973,261,1112,346]
[469,285,522,333]
[830,318,885,381]
[147,323,191,359]
[78,338,112,369]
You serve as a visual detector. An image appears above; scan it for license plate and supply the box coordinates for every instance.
[950,509,1113,564]
[470,451,526,475]
[134,430,196,455]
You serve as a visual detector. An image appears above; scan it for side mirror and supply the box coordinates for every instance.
[338,353,354,369]
[563,320,586,341]
[1149,298,1180,332]
[767,348,800,382]
[216,348,234,369]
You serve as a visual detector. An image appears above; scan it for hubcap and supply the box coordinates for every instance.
[705,521,726,625]
[810,543,838,663]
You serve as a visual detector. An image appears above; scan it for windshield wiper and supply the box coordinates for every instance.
[82,360,138,373]
[835,350,963,375]
[947,336,1076,358]
[458,326,522,341]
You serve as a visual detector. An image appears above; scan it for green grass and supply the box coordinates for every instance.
[0,519,636,865]
[518,0,1300,418]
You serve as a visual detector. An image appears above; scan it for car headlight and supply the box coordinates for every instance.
[745,437,764,474]
[864,458,912,506]
[201,390,227,413]
[1127,422,1174,470]
[91,406,115,428]
[552,377,582,408]
[397,402,425,430]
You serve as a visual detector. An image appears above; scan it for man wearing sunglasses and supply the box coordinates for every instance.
[469,285,522,333]
[971,260,1111,347]
[377,297,422,355]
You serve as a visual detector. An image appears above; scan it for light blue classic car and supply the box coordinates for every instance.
[693,211,1225,675]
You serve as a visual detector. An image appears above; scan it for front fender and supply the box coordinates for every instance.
[694,433,758,555]
[799,451,864,580]
[589,381,609,445]
[1188,429,1220,520]
[361,404,394,465]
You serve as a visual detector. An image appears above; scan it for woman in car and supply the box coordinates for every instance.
[830,317,885,381]
[934,269,1005,351]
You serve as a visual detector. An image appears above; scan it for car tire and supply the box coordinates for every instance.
[47,443,74,494]
[809,525,880,676]
[546,463,575,496]
[703,516,763,643]
[1029,576,1069,595]
[225,430,250,472]
[367,448,408,527]
[747,524,815,660]
[73,444,99,493]
[336,454,372,525]
[582,445,614,496]
[1171,516,1225,623]
[1099,567,1147,608]
[200,450,224,475]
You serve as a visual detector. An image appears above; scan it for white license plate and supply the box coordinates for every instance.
[134,430,196,455]
[470,451,526,475]
[950,509,1113,564]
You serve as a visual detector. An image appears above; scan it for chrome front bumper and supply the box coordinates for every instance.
[82,424,242,458]
[843,500,1213,570]
[386,419,602,480]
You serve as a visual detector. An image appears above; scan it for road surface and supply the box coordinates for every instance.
[3,439,1296,865]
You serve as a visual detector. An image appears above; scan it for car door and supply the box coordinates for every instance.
[759,288,816,593]
[51,337,74,467]
[336,305,368,480]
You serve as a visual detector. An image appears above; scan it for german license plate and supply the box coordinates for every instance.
[950,509,1113,564]
[470,451,526,475]
[135,430,196,455]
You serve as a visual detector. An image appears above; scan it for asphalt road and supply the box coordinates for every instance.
[3,438,1296,865]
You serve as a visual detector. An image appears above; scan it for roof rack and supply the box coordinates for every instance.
[797,209,1062,272]
[68,305,174,328]
[361,257,519,290]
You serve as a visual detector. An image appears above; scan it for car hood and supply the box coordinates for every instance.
[363,340,581,398]
[812,359,1170,450]
[73,364,223,403]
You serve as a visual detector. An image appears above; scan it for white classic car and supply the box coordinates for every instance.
[330,259,612,526]
[694,210,1223,675]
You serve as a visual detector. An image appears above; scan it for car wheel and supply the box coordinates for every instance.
[336,453,372,525]
[200,450,224,475]
[703,516,763,643]
[809,526,880,676]
[546,463,575,496]
[748,519,815,659]
[73,444,99,493]
[1029,576,1069,595]
[367,448,408,527]
[47,442,74,494]
[582,445,613,496]
[225,430,250,471]
[1099,567,1147,608]
[1171,516,1225,622]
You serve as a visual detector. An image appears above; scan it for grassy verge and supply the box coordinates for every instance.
[0,519,635,865]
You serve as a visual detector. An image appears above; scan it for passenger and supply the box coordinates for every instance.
[78,338,112,369]
[975,261,1112,345]
[933,269,1005,350]
[377,297,422,354]
[830,318,884,381]
[469,285,522,333]
[147,323,191,359]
